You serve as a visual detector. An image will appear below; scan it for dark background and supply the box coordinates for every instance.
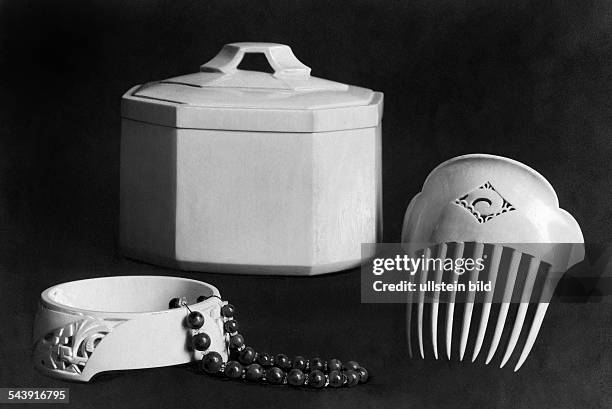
[1,0,611,408]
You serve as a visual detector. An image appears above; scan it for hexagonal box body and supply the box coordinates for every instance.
[120,43,383,275]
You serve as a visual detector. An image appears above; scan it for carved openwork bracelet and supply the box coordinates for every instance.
[33,276,369,386]
[33,276,227,382]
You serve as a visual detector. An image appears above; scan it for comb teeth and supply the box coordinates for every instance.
[430,243,447,360]
[459,242,484,361]
[472,244,502,362]
[407,242,558,371]
[445,242,464,360]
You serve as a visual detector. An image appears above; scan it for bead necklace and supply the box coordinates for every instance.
[170,296,369,388]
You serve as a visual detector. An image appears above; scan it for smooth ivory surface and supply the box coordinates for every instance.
[33,276,227,382]
[122,42,382,133]
[120,42,383,275]
[120,120,382,275]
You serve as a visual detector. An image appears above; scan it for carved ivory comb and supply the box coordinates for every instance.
[401,154,584,371]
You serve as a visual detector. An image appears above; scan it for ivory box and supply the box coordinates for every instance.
[120,43,383,275]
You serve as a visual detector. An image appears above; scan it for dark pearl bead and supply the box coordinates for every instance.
[239,347,256,365]
[187,311,205,329]
[201,352,223,374]
[192,332,211,351]
[257,352,273,367]
[229,334,244,349]
[275,354,292,371]
[310,357,325,372]
[224,320,238,333]
[224,360,243,379]
[357,367,369,383]
[344,370,360,387]
[245,363,264,381]
[266,367,285,385]
[292,356,307,370]
[221,304,235,318]
[342,360,359,371]
[287,368,305,386]
[169,298,181,309]
[328,370,343,388]
[196,295,209,303]
[308,369,326,388]
[328,358,342,372]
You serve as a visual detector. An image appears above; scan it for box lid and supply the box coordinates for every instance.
[121,43,383,132]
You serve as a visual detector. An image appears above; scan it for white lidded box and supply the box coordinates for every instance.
[120,43,383,275]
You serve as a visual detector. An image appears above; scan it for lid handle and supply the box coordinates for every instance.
[200,43,311,79]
